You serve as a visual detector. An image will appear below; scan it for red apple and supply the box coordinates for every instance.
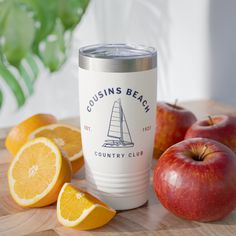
[185,115,236,153]
[154,102,197,158]
[153,138,236,222]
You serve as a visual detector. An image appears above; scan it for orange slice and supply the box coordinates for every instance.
[57,183,116,230]
[8,137,72,207]
[5,113,57,156]
[29,124,83,174]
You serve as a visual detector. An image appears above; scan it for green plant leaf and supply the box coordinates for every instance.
[0,63,26,107]
[0,0,90,110]
[18,64,34,95]
[2,3,35,66]
[20,0,58,55]
[39,19,66,72]
[25,53,39,82]
[0,1,11,36]
[57,0,89,30]
[0,51,4,64]
[0,89,3,109]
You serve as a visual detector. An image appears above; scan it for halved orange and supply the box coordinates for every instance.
[5,113,57,156]
[29,124,83,174]
[8,137,72,207]
[57,183,116,230]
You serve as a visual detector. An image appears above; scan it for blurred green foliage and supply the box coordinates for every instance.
[0,0,89,109]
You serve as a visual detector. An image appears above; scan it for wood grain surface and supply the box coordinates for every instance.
[1,100,236,236]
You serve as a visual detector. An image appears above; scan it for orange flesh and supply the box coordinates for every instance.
[33,127,82,159]
[60,184,108,221]
[12,143,56,199]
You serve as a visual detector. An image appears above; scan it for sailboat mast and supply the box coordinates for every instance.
[119,99,124,142]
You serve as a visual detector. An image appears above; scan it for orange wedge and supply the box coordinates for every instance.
[57,183,116,230]
[29,124,83,174]
[8,137,72,207]
[5,113,57,156]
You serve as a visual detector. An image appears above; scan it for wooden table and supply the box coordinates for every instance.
[1,100,236,236]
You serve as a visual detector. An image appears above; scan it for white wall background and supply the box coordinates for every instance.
[0,0,235,128]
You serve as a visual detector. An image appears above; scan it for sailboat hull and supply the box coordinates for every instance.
[103,140,134,148]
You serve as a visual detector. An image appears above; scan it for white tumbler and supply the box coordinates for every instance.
[78,44,157,210]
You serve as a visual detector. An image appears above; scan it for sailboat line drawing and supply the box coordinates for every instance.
[103,99,134,148]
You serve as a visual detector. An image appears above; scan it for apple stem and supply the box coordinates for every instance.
[173,99,178,109]
[208,115,214,126]
[199,145,208,160]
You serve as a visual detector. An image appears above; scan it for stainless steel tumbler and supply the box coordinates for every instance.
[79,44,157,210]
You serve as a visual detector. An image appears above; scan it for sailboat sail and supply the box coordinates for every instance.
[120,104,133,143]
[107,100,122,139]
[103,99,134,148]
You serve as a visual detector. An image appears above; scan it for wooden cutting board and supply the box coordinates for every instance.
[1,100,236,236]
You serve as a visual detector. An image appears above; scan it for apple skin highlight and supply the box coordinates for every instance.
[185,115,236,153]
[153,138,236,222]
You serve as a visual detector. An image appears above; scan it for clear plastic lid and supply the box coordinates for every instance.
[79,44,156,59]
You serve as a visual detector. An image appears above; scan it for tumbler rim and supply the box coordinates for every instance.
[79,43,157,72]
